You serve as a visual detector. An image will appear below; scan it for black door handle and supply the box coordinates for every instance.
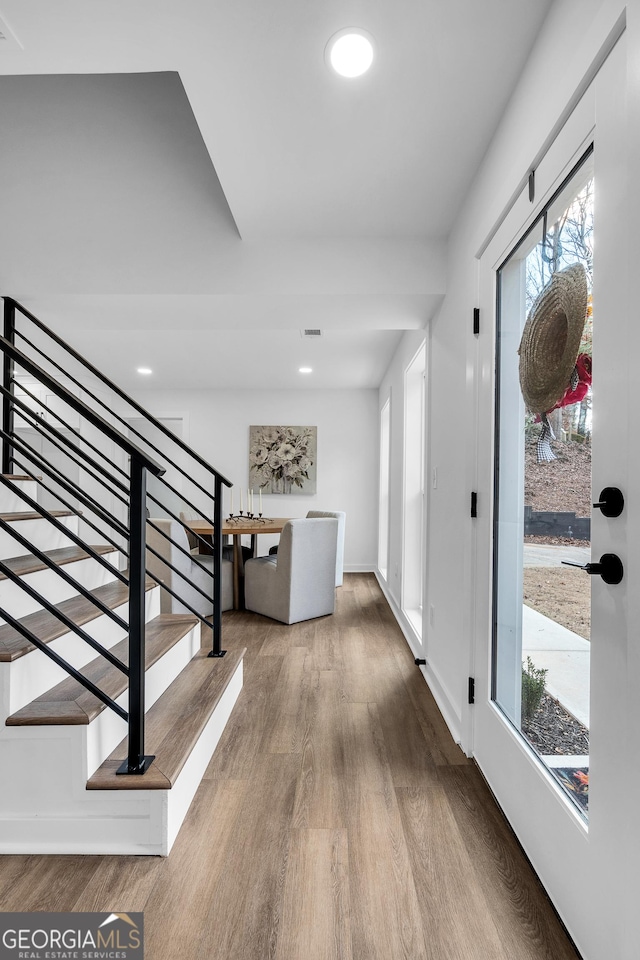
[593,486,624,517]
[562,553,623,584]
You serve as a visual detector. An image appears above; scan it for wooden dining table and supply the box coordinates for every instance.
[186,517,291,609]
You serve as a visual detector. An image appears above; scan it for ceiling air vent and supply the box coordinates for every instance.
[301,329,322,338]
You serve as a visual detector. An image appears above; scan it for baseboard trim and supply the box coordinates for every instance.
[374,569,462,749]
[421,660,462,749]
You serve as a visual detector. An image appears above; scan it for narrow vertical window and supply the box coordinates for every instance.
[403,342,426,638]
[378,398,391,579]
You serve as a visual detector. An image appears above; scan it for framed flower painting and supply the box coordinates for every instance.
[249,425,317,494]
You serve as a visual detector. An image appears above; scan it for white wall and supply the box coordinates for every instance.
[130,386,378,571]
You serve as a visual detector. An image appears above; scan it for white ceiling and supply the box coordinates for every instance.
[0,0,553,390]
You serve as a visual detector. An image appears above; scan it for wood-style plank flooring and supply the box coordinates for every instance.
[0,574,580,959]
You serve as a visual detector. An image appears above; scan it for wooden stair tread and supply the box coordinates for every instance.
[6,613,199,726]
[0,577,157,662]
[0,543,117,580]
[1,475,39,481]
[0,510,76,522]
[87,646,245,790]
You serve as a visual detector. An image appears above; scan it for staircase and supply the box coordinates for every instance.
[0,299,243,855]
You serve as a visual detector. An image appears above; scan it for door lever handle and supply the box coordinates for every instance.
[592,486,624,518]
[562,553,623,584]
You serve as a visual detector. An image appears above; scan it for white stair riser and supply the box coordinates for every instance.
[84,622,200,776]
[0,657,242,855]
[0,784,164,856]
[1,585,161,719]
[0,481,39,513]
[0,551,122,620]
[0,617,193,792]
[0,726,150,820]
[0,515,79,560]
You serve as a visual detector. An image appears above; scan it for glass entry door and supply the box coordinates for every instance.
[473,37,639,958]
[494,151,594,819]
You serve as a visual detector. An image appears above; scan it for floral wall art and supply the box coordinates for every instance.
[249,425,317,495]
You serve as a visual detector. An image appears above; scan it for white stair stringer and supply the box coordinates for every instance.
[0,583,161,721]
[0,646,243,856]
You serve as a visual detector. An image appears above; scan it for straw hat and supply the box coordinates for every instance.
[518,263,588,414]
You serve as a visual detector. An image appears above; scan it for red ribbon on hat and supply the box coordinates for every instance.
[547,353,592,413]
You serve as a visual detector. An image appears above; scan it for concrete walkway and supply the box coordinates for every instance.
[523,543,590,567]
[521,542,591,728]
[522,605,590,727]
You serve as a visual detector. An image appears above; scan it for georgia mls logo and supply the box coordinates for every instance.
[0,912,144,959]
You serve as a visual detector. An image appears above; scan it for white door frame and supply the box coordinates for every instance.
[470,33,639,959]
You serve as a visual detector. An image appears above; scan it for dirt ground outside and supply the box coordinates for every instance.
[523,439,591,641]
[523,566,590,640]
[524,437,592,516]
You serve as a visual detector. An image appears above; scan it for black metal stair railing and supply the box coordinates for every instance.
[0,296,233,776]
[1,368,226,642]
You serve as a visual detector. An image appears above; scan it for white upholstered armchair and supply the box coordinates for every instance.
[244,517,338,624]
[305,510,345,586]
[146,518,234,616]
[267,509,346,586]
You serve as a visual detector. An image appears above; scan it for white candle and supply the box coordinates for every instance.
[230,489,233,514]
[240,488,243,512]
[259,487,262,513]
[247,489,250,514]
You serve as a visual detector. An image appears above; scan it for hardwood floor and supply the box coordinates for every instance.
[0,573,580,959]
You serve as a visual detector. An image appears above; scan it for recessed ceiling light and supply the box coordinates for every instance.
[325,28,375,78]
[137,367,153,375]
[299,367,313,374]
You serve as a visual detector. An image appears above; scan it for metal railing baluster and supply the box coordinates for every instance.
[2,300,15,476]
[210,474,225,658]
[118,453,154,775]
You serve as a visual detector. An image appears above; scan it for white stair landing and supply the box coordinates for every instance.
[0,646,244,856]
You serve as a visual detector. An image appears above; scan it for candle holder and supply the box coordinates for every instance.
[227,512,270,524]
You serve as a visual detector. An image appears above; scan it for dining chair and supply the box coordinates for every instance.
[306,510,346,586]
[244,517,338,624]
[179,510,202,553]
[268,509,345,586]
[179,509,253,564]
[146,518,234,615]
